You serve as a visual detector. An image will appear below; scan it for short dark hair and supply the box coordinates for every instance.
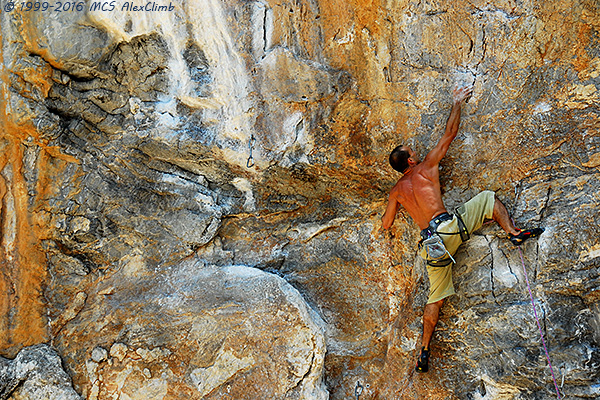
[389,145,410,173]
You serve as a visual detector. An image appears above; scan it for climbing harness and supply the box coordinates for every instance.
[518,247,562,399]
[354,381,363,400]
[418,212,469,267]
[419,213,455,267]
[246,134,256,168]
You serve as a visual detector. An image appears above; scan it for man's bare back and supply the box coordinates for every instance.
[389,161,447,230]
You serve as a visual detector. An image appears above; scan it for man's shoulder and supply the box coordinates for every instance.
[413,159,441,179]
[390,176,409,199]
[420,151,439,166]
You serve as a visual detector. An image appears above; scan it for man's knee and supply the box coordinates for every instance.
[492,196,510,217]
[423,299,444,322]
[426,298,445,309]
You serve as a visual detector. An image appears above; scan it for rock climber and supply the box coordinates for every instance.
[381,84,544,373]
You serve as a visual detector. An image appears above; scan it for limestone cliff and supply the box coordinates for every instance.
[0,0,599,399]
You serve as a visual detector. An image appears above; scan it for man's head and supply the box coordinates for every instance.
[389,145,418,173]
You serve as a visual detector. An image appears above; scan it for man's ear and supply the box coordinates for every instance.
[408,157,417,166]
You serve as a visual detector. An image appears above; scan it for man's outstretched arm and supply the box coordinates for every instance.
[423,85,473,166]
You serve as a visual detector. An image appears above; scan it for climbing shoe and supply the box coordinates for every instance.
[415,347,430,373]
[509,228,545,246]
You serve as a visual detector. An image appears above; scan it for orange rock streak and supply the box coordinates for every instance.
[0,18,74,356]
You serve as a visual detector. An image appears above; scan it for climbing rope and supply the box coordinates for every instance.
[518,247,562,399]
[246,134,256,168]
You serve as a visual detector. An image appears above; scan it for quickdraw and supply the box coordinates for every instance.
[247,134,256,168]
[355,381,363,400]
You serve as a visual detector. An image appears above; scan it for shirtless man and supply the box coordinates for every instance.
[381,85,543,373]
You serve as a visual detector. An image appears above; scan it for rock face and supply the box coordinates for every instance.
[1,0,599,399]
[0,344,81,400]
[54,261,327,400]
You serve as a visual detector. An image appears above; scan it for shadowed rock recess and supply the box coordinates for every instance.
[0,0,599,399]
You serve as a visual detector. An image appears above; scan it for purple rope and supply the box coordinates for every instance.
[518,247,562,399]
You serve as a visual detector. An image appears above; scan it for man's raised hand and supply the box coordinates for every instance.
[453,84,473,104]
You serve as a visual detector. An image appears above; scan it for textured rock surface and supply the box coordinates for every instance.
[0,344,81,400]
[1,0,599,399]
[54,261,327,399]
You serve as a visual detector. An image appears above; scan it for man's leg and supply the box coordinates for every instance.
[492,197,545,244]
[416,298,445,373]
[492,198,520,236]
[422,299,444,349]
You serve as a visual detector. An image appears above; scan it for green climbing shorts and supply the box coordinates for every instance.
[424,190,496,304]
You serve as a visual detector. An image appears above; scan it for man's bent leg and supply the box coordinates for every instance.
[492,198,520,236]
[460,192,543,244]
[492,197,545,244]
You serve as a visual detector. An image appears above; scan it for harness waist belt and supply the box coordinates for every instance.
[420,212,453,239]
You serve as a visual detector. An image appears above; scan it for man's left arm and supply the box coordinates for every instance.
[423,85,472,167]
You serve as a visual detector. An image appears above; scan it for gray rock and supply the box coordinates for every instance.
[0,345,81,400]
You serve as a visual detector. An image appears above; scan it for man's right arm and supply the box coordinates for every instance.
[381,193,399,230]
[423,85,472,167]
